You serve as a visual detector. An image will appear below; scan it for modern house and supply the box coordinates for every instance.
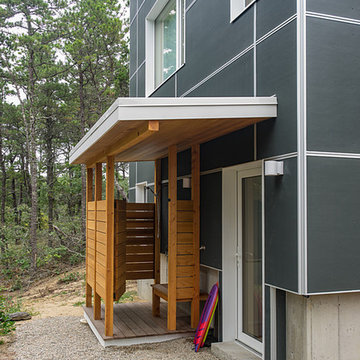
[70,0,360,359]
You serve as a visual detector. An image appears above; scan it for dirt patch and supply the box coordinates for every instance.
[13,265,140,319]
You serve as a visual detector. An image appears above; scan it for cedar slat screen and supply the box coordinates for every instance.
[125,203,155,280]
[176,200,195,300]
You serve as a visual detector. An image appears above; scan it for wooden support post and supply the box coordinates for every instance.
[105,156,115,337]
[168,145,177,330]
[86,167,93,308]
[191,144,200,328]
[152,159,161,317]
[94,163,102,320]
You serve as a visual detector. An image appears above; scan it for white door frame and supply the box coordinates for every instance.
[222,160,264,357]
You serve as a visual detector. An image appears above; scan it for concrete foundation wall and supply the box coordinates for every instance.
[286,292,360,360]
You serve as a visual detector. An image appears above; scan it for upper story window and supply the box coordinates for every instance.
[230,0,254,22]
[146,0,185,95]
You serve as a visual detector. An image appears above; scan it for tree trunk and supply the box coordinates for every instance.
[0,124,6,256]
[79,68,87,246]
[45,116,55,247]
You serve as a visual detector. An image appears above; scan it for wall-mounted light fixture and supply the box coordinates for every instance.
[265,161,284,176]
[182,177,191,188]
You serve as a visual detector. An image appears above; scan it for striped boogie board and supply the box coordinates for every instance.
[194,282,219,352]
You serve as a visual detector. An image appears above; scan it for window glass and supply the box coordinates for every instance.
[155,0,177,87]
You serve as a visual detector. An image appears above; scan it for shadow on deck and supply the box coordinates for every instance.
[84,302,194,347]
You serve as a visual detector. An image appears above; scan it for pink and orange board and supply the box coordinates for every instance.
[194,282,219,352]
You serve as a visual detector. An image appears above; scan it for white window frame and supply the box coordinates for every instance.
[145,0,185,96]
[230,0,256,23]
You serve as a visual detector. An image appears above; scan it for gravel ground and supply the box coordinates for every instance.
[8,316,219,360]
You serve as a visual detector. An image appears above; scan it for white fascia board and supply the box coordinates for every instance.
[69,96,277,164]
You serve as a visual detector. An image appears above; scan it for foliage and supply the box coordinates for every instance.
[0,292,22,336]
[73,300,85,307]
[58,271,81,284]
[0,0,130,287]
[115,290,137,303]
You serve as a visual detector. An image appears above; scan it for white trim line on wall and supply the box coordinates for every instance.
[297,0,307,295]
[264,283,299,296]
[256,14,297,46]
[180,43,254,97]
[185,0,197,13]
[307,151,360,159]
[200,263,222,272]
[180,14,296,98]
[306,11,360,26]
[270,287,277,360]
[130,60,146,82]
[134,10,296,99]
[307,289,360,296]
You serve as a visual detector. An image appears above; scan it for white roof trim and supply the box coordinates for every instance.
[69,97,277,164]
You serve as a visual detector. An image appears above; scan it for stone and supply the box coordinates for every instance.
[8,312,32,321]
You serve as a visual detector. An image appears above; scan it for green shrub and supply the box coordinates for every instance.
[73,301,85,307]
[58,272,81,284]
[0,293,20,336]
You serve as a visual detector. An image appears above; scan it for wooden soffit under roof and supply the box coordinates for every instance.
[69,97,277,165]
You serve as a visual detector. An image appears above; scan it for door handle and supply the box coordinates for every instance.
[199,245,206,251]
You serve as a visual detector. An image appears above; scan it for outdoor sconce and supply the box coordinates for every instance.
[182,177,191,188]
[265,161,284,176]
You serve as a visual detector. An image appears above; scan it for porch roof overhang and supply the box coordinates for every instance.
[69,97,277,165]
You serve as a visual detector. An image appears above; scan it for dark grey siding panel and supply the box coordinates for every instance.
[276,289,286,360]
[130,20,137,77]
[307,18,360,153]
[136,161,154,183]
[264,286,270,360]
[130,0,137,22]
[147,185,155,203]
[307,0,360,20]
[177,149,192,177]
[265,157,298,292]
[129,189,135,202]
[200,172,222,269]
[200,126,254,172]
[256,0,296,39]
[137,0,156,65]
[151,75,175,97]
[177,0,253,96]
[307,157,360,293]
[129,74,136,96]
[161,157,168,181]
[160,180,191,253]
[186,50,254,97]
[129,162,136,187]
[256,21,297,159]
[160,149,192,182]
[161,183,168,253]
[137,64,145,97]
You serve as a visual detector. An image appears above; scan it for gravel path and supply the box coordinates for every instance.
[8,316,219,360]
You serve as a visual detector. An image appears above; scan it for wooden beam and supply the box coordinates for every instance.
[86,167,93,308]
[94,163,102,320]
[152,159,161,317]
[86,121,159,167]
[105,156,115,337]
[191,144,200,328]
[168,145,177,330]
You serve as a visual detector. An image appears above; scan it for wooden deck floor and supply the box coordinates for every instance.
[84,302,194,346]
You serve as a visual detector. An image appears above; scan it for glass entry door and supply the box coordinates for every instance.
[237,168,263,353]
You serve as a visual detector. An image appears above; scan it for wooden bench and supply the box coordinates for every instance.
[152,283,208,303]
